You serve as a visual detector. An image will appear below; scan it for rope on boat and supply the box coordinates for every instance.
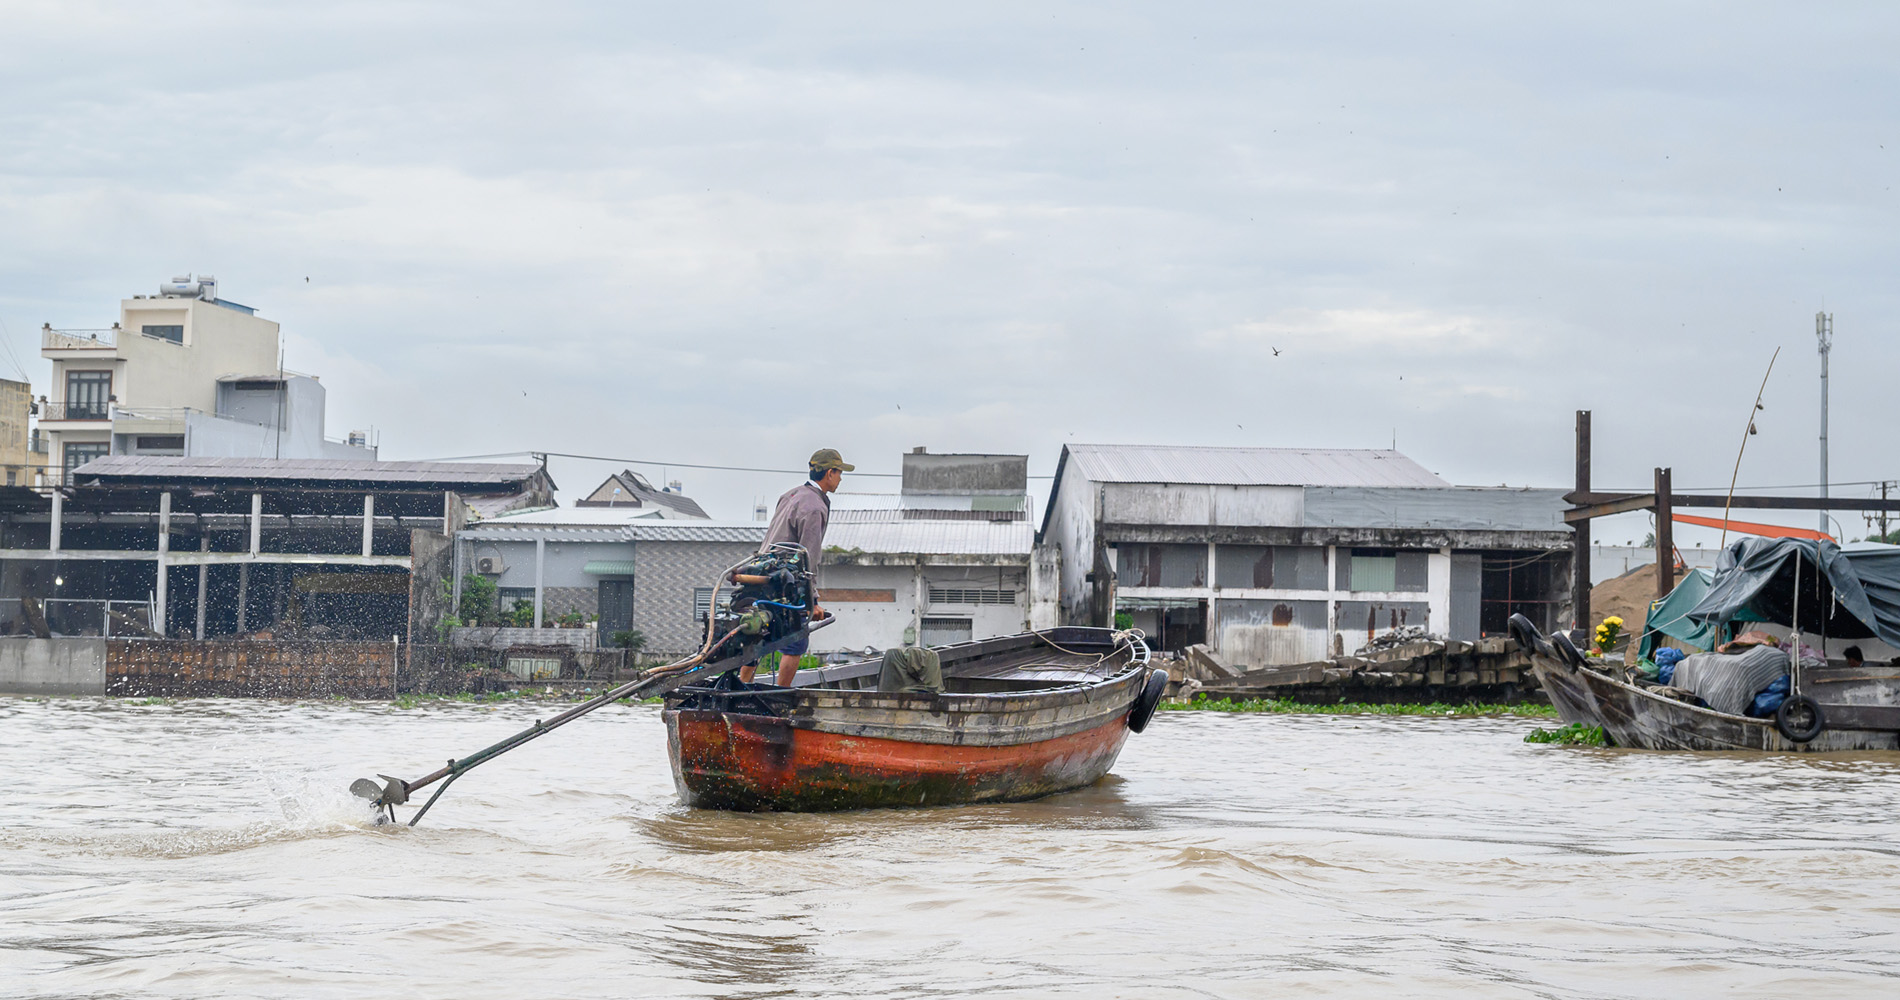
[1027,627,1149,672]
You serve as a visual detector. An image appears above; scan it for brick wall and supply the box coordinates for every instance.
[634,541,756,656]
[108,639,412,698]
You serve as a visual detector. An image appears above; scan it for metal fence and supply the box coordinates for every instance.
[0,598,157,638]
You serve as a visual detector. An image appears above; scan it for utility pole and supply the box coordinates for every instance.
[1573,410,1591,630]
[1817,311,1832,535]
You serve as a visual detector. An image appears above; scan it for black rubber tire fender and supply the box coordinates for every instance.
[1507,613,1553,660]
[1127,668,1169,734]
[1776,695,1825,743]
[1551,630,1588,669]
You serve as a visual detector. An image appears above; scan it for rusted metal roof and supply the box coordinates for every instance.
[1061,444,1448,488]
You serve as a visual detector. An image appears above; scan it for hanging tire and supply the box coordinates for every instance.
[1776,695,1825,743]
[1507,613,1554,660]
[1551,630,1588,669]
[1127,669,1169,734]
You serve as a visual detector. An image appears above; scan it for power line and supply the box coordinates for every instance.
[419,449,1057,479]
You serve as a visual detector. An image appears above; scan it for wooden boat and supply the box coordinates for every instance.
[1511,615,1900,752]
[662,627,1166,811]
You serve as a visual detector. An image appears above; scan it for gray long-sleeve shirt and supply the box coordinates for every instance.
[761,481,831,567]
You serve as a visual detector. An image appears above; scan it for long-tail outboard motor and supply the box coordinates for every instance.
[708,544,814,661]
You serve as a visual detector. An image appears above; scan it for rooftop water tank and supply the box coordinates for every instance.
[159,274,217,300]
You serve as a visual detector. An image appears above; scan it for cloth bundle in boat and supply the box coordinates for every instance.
[1670,644,1790,716]
[878,647,944,694]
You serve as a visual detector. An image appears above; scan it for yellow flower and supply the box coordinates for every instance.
[1604,616,1624,627]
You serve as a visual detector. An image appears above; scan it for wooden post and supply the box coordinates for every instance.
[236,563,249,633]
[1573,410,1592,630]
[195,532,208,640]
[1655,467,1674,600]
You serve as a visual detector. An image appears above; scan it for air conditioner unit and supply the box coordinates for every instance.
[477,556,505,574]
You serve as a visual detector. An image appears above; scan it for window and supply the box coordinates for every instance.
[141,324,184,344]
[1339,549,1429,593]
[1215,545,1327,590]
[920,617,974,645]
[498,587,534,603]
[1115,544,1207,588]
[927,588,1016,606]
[694,587,733,621]
[63,442,108,473]
[135,435,184,452]
[64,371,111,420]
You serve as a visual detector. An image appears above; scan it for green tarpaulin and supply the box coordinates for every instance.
[1638,568,1719,660]
[1685,538,1900,648]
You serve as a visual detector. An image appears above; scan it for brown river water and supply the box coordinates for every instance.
[4,696,1899,998]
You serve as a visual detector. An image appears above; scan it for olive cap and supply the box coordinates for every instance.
[808,448,855,472]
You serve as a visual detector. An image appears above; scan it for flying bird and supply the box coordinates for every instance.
[1271,347,1281,357]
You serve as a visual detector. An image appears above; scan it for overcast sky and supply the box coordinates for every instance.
[2,3,1895,540]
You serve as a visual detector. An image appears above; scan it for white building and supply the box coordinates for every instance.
[1039,444,1573,664]
[814,450,1054,653]
[454,450,1059,659]
[38,274,373,482]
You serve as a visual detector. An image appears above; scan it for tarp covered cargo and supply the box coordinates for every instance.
[1686,538,1900,647]
[1638,567,1718,660]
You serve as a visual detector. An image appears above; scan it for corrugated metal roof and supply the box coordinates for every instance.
[72,455,544,486]
[462,524,636,542]
[624,522,768,544]
[826,520,1032,557]
[1062,444,1448,488]
[483,506,668,526]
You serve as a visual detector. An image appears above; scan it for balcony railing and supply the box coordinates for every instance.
[42,326,118,351]
[39,401,112,422]
[111,406,192,424]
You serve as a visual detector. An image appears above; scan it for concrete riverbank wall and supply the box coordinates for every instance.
[0,639,108,695]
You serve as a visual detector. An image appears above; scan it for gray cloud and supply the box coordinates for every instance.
[2,2,1895,536]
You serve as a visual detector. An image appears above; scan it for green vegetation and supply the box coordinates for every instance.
[1113,612,1134,630]
[609,629,648,652]
[760,651,823,672]
[457,574,499,626]
[1524,723,1612,746]
[1165,696,1559,718]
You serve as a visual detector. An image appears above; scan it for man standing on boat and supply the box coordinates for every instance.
[740,448,853,687]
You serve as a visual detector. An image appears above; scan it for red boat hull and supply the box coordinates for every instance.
[665,708,1133,811]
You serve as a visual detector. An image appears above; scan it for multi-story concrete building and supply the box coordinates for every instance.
[1039,443,1572,664]
[37,275,373,482]
[0,379,47,488]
